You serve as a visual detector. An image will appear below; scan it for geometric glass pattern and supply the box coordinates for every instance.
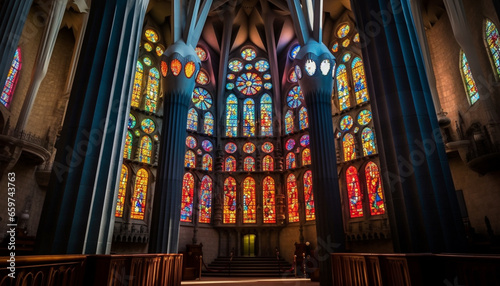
[243,142,256,154]
[225,156,236,172]
[346,166,363,218]
[366,162,386,216]
[229,60,243,72]
[285,110,294,134]
[224,177,237,223]
[357,110,372,126]
[199,176,213,223]
[286,152,296,169]
[287,86,303,108]
[124,131,133,159]
[244,156,255,172]
[262,155,274,171]
[187,108,198,131]
[236,73,262,96]
[243,177,256,223]
[180,172,194,222]
[299,107,309,130]
[263,176,276,223]
[337,24,350,38]
[202,154,213,171]
[139,136,152,163]
[131,168,148,220]
[226,94,238,137]
[337,65,350,110]
[145,68,159,113]
[225,142,237,153]
[185,150,196,168]
[255,60,270,72]
[245,64,253,71]
[2,48,22,107]
[340,115,354,131]
[186,136,197,149]
[141,119,155,134]
[243,98,256,137]
[241,48,257,61]
[287,174,299,223]
[460,51,479,105]
[343,133,356,161]
[145,29,159,43]
[300,134,310,147]
[352,57,369,104]
[260,94,273,136]
[202,140,213,152]
[192,87,213,110]
[302,148,311,165]
[304,170,315,221]
[204,112,214,135]
[115,164,128,217]
[361,127,376,156]
[196,70,209,85]
[485,19,500,78]
[262,142,274,153]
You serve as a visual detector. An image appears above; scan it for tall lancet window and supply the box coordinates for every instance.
[226,94,238,137]
[347,166,363,218]
[263,176,276,223]
[115,165,128,217]
[145,68,159,113]
[352,57,369,104]
[131,61,143,108]
[337,64,350,110]
[243,98,255,137]
[365,162,385,216]
[180,172,195,222]
[1,47,21,108]
[304,170,315,221]
[260,94,273,136]
[131,168,148,220]
[287,174,299,222]
[224,177,237,223]
[485,19,500,78]
[199,176,213,223]
[243,177,256,223]
[460,51,479,105]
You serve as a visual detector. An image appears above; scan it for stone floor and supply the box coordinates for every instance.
[182,278,319,286]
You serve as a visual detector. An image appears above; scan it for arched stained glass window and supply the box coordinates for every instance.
[202,154,213,171]
[352,57,369,104]
[299,107,309,130]
[225,156,236,172]
[343,133,356,161]
[286,152,296,169]
[365,162,385,216]
[285,110,294,134]
[185,150,196,168]
[124,131,133,159]
[187,108,198,131]
[260,94,273,136]
[139,136,152,163]
[262,155,274,171]
[243,177,256,223]
[346,166,363,218]
[115,165,128,217]
[302,148,311,165]
[460,51,480,105]
[204,112,214,135]
[244,156,255,171]
[243,98,255,137]
[145,68,159,113]
[199,176,213,223]
[226,94,238,137]
[485,19,500,77]
[361,127,376,156]
[131,168,148,220]
[287,174,299,223]
[180,173,194,222]
[304,170,315,221]
[130,61,143,108]
[1,47,21,107]
[263,176,276,223]
[223,177,237,223]
[337,64,350,110]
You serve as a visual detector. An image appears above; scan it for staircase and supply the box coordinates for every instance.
[202,256,294,277]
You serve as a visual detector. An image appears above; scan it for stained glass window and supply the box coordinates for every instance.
[485,19,500,77]
[362,128,376,156]
[131,168,148,220]
[290,44,301,59]
[124,131,133,159]
[460,51,480,105]
[352,58,369,104]
[223,177,237,223]
[225,156,236,172]
[255,60,269,72]
[196,46,207,61]
[287,174,299,223]
[286,139,295,151]
[337,24,350,38]
[202,154,213,171]
[236,73,262,96]
[343,39,351,48]
[186,136,197,149]
[226,94,238,137]
[337,65,350,110]
[302,148,311,165]
[357,110,372,125]
[241,48,257,61]
[242,177,256,223]
[161,61,167,77]
[289,69,298,83]
[285,110,294,134]
[343,53,352,62]
[263,176,276,223]
[180,173,195,222]
[185,150,196,168]
[187,108,198,131]
[299,107,309,130]
[131,62,143,108]
[262,142,274,153]
[199,176,213,223]
[145,29,158,42]
[304,170,315,221]
[229,60,243,72]
[143,57,152,66]
[243,98,256,136]
[141,119,155,134]
[260,94,273,136]
[139,136,152,163]
[192,87,212,110]
[243,143,256,153]
[144,42,153,51]
[202,140,213,152]
[156,45,164,57]
[287,86,303,108]
[185,61,196,78]
[145,68,159,113]
[286,152,296,169]
[196,70,209,85]
[365,162,385,216]
[340,115,354,131]
[332,42,339,53]
[244,157,255,171]
[347,166,363,218]
[245,64,253,70]
[343,133,356,161]
[225,142,237,153]
[128,113,136,128]
[204,112,214,135]
[262,155,274,171]
[115,165,128,217]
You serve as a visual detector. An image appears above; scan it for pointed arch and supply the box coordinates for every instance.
[185,150,196,168]
[130,61,143,108]
[485,19,500,78]
[180,173,195,222]
[145,67,160,113]
[299,107,309,130]
[204,112,214,135]
[346,166,363,218]
[287,174,299,223]
[302,148,311,165]
[223,177,237,223]
[460,51,479,105]
[304,170,315,221]
[285,110,294,134]
[365,162,386,216]
[361,127,377,156]
[244,156,255,171]
[115,164,128,217]
[1,47,21,108]
[139,136,152,163]
[131,168,148,220]
[187,108,198,131]
[262,155,274,171]
[352,57,369,104]
[343,133,356,161]
[263,176,276,223]
[199,176,213,223]
[226,94,238,137]
[202,154,213,171]
[243,98,255,136]
[224,156,236,172]
[124,131,133,159]
[260,94,273,136]
[337,64,350,110]
[243,177,256,223]
[286,152,296,169]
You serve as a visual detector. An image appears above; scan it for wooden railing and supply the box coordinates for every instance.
[0,254,182,286]
[331,253,500,286]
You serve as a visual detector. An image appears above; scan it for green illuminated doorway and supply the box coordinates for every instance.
[242,234,256,257]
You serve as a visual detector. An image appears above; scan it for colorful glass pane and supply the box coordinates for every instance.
[243,142,256,154]
[197,149,202,155]
[130,169,148,220]
[131,62,143,108]
[343,133,356,161]
[260,94,273,136]
[299,107,309,130]
[143,57,152,66]
[262,155,274,171]
[357,110,372,125]
[264,83,272,90]
[243,98,256,136]
[139,136,152,163]
[337,24,350,38]
[285,110,294,134]
[302,148,311,166]
[241,48,257,61]
[305,59,317,76]
[342,39,351,47]
[180,173,194,222]
[204,112,214,135]
[224,156,237,172]
[225,142,237,153]
[187,108,198,131]
[184,61,196,78]
[343,53,352,62]
[461,51,480,105]
[226,94,238,137]
[486,20,500,77]
[287,86,303,108]
[295,65,302,79]
[171,59,182,76]
[185,150,196,168]
[286,139,295,151]
[262,142,274,153]
[192,87,213,110]
[255,60,269,72]
[154,135,159,141]
[145,68,159,113]
[354,127,359,133]
[332,42,339,53]
[156,45,164,57]
[290,44,301,59]
[161,61,167,77]
[145,29,158,42]
[354,33,360,43]
[340,115,354,131]
[263,176,276,223]
[223,177,237,223]
[226,83,235,90]
[196,46,208,61]
[229,60,243,72]
[115,165,128,217]
[199,176,213,223]
[304,170,315,221]
[245,63,253,70]
[196,70,209,85]
[186,136,197,149]
[337,65,350,110]
[366,162,386,216]
[141,119,155,134]
[347,166,363,218]
[289,69,298,83]
[227,74,236,80]
[286,152,296,169]
[128,113,136,128]
[300,134,310,147]
[287,174,299,223]
[352,58,369,104]
[202,154,213,171]
[202,140,213,152]
[263,73,271,80]
[236,73,262,96]
[135,130,141,137]
[244,157,255,172]
[144,42,153,51]
[362,127,377,156]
